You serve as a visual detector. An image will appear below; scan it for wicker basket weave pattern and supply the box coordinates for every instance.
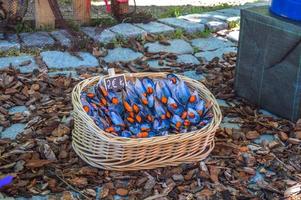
[72,73,222,171]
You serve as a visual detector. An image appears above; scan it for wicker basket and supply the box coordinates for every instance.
[72,72,222,171]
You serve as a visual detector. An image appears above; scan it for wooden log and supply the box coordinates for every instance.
[34,0,55,29]
[73,0,90,24]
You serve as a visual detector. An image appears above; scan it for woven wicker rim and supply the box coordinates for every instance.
[72,72,222,146]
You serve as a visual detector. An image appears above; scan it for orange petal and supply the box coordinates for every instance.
[189,95,196,103]
[83,106,90,113]
[147,87,153,94]
[100,86,108,97]
[176,121,182,128]
[124,102,133,112]
[87,93,95,98]
[188,112,195,118]
[101,98,107,106]
[105,127,114,132]
[141,127,150,131]
[129,112,134,118]
[141,98,148,105]
[133,104,140,113]
[166,111,171,119]
[171,103,178,109]
[112,97,119,104]
[161,97,168,104]
[138,132,148,138]
[147,115,153,122]
[127,117,135,123]
[136,115,142,123]
[181,112,187,119]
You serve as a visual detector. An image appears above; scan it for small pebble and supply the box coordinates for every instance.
[172,174,184,182]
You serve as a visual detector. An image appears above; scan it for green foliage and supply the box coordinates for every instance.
[159,4,232,18]
[228,20,240,29]
[170,29,185,39]
[15,22,34,34]
[110,37,127,47]
[194,29,212,38]
[66,20,81,32]
[58,0,72,4]
[193,46,199,54]
[0,49,21,57]
[91,17,118,27]
[36,25,55,32]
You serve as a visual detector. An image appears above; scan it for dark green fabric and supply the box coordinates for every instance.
[235,6,301,121]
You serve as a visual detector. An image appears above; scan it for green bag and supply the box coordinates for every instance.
[235,6,301,121]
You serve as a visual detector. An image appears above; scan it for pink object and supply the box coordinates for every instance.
[104,0,111,12]
[117,0,128,3]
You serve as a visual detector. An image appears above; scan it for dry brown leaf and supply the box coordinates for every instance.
[196,188,213,198]
[100,186,110,198]
[278,131,288,141]
[43,143,57,161]
[52,124,70,137]
[209,166,220,183]
[246,131,260,140]
[116,188,129,196]
[61,191,74,200]
[26,160,53,168]
[68,177,88,188]
[79,166,98,176]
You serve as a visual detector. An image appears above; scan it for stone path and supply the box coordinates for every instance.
[0,3,271,200]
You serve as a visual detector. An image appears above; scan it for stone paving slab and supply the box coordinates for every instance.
[41,51,99,69]
[176,54,200,65]
[216,8,241,17]
[81,27,116,44]
[179,14,212,23]
[0,123,26,139]
[103,47,143,63]
[220,116,242,129]
[0,34,20,52]
[191,36,235,51]
[20,32,55,48]
[134,21,175,34]
[147,60,174,71]
[109,23,147,38]
[48,70,78,78]
[51,30,72,47]
[8,106,28,114]
[227,30,240,42]
[158,18,205,33]
[7,34,19,43]
[195,46,237,62]
[0,40,20,52]
[145,39,193,54]
[205,20,228,32]
[0,55,38,73]
[183,70,205,81]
